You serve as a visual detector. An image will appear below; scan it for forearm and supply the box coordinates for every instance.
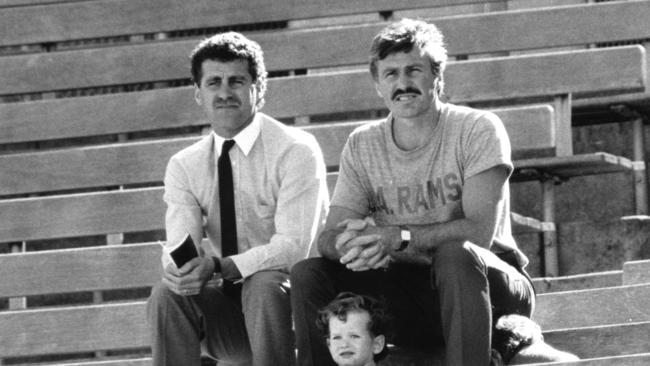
[409,216,494,252]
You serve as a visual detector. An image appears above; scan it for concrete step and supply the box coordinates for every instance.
[525,352,650,366]
[534,283,650,330]
[623,259,650,285]
[532,270,622,294]
[545,321,650,360]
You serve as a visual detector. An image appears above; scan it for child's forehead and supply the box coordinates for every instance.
[329,310,372,329]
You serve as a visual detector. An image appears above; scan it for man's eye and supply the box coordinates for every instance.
[230,79,246,87]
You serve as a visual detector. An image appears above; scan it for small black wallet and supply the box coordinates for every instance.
[169,233,198,268]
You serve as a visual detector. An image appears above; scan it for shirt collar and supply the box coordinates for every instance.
[212,114,261,157]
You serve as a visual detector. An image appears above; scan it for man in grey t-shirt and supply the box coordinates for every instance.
[291,19,535,366]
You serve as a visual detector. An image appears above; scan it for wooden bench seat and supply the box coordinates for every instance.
[3,243,649,363]
[4,241,649,362]
[2,46,643,145]
[0,105,553,241]
[2,46,645,278]
[1,1,648,97]
[0,0,505,48]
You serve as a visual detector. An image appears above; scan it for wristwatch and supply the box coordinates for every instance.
[396,226,410,252]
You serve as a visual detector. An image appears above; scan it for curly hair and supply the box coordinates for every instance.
[189,32,268,108]
[317,292,391,362]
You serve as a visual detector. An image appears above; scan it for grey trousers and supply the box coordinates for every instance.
[291,241,535,366]
[147,270,294,366]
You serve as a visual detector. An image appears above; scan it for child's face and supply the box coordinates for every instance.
[327,311,385,366]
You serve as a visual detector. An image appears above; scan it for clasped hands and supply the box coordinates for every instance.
[335,217,398,272]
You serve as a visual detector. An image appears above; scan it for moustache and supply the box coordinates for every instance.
[213,97,240,107]
[392,87,421,100]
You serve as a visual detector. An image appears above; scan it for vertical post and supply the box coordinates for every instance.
[632,118,648,215]
[542,180,559,276]
[553,94,573,157]
[8,242,27,310]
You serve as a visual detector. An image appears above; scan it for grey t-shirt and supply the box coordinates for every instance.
[332,102,527,267]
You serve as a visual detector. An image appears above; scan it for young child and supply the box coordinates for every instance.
[317,292,391,366]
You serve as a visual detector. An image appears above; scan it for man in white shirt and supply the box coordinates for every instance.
[147,32,329,366]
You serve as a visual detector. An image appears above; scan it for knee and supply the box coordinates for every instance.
[147,281,184,320]
[148,282,176,307]
[290,257,331,291]
[242,271,291,314]
[432,241,485,279]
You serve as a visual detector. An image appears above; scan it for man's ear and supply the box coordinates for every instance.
[374,82,383,99]
[372,334,386,355]
[194,85,202,106]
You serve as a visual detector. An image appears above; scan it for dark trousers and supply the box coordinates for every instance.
[290,241,535,366]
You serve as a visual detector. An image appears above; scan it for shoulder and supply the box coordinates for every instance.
[347,119,385,146]
[169,134,213,167]
[445,103,502,127]
[444,103,507,140]
[259,113,319,148]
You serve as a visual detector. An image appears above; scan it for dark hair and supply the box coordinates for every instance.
[317,292,391,362]
[369,18,448,97]
[190,32,268,108]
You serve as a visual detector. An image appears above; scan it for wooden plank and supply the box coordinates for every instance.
[544,321,650,360]
[623,259,650,285]
[0,302,148,357]
[512,153,634,182]
[2,1,648,95]
[0,137,194,196]
[443,46,645,103]
[528,353,650,366]
[51,360,152,366]
[0,187,165,242]
[0,243,161,298]
[0,0,498,47]
[510,211,553,234]
[441,0,650,55]
[534,283,650,330]
[0,105,554,195]
[532,270,622,294]
[0,0,89,8]
[0,177,544,243]
[2,46,642,145]
[0,212,547,298]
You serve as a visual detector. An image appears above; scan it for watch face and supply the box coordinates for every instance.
[401,229,411,241]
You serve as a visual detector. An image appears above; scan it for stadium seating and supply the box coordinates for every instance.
[0,0,648,365]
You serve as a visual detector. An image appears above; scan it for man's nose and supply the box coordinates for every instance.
[215,84,232,99]
[396,71,412,88]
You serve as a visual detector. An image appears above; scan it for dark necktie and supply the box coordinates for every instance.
[219,139,238,257]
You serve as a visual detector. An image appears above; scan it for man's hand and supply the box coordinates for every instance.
[162,256,214,296]
[335,218,396,271]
